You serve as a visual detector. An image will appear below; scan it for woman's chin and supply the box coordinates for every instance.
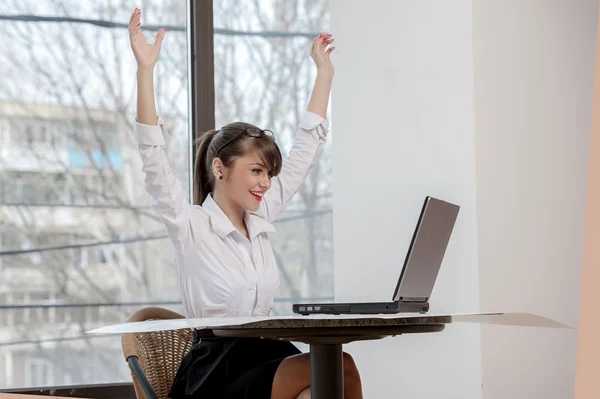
[247,200,261,212]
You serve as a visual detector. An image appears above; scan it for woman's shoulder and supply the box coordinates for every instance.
[191,204,211,221]
[177,205,210,234]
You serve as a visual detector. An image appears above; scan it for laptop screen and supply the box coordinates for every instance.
[392,196,460,302]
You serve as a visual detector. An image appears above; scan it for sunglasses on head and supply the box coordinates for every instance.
[215,126,275,155]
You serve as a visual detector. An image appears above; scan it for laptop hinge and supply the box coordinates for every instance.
[398,297,428,303]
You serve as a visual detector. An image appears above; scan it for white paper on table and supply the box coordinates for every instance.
[85,311,572,335]
[452,312,571,328]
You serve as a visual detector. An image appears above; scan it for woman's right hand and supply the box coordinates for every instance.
[129,8,165,70]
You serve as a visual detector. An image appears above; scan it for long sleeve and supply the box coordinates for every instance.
[134,118,192,251]
[260,111,330,222]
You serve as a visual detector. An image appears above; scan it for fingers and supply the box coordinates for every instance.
[320,34,335,56]
[129,8,141,37]
[310,33,335,58]
[311,36,319,53]
[316,34,334,51]
[129,8,139,24]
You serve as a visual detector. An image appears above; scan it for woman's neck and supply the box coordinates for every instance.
[212,190,246,230]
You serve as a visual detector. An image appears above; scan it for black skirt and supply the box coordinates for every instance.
[168,329,301,399]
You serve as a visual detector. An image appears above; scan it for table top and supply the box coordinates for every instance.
[207,315,452,344]
[212,314,452,330]
[86,312,572,335]
[212,322,448,344]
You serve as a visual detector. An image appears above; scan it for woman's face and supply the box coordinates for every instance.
[223,148,273,212]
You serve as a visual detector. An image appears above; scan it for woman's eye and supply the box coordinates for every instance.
[252,169,261,174]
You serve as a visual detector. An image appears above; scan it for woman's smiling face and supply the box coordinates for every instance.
[223,148,273,212]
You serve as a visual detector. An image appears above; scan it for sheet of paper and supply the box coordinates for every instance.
[452,312,572,328]
[86,311,572,334]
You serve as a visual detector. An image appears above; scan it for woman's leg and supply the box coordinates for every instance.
[271,352,363,399]
[342,352,363,399]
[271,353,311,398]
[295,387,311,399]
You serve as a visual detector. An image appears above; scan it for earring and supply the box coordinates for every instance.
[219,175,223,180]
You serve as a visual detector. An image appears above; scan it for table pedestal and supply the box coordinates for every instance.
[311,343,344,399]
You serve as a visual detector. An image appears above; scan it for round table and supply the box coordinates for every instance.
[210,315,451,399]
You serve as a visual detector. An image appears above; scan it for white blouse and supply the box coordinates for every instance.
[133,111,329,318]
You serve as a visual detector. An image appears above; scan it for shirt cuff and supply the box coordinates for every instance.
[298,111,330,142]
[133,117,171,146]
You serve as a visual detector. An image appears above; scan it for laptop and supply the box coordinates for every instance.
[292,196,460,315]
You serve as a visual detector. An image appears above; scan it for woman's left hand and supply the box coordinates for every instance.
[310,34,335,76]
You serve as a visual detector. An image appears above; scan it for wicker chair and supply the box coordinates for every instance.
[121,307,194,399]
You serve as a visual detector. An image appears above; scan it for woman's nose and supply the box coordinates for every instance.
[260,175,271,189]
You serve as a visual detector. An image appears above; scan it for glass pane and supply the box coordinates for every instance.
[213,0,333,314]
[0,1,189,389]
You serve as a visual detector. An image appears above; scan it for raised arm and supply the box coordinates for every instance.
[307,34,335,118]
[130,8,165,124]
[129,9,191,250]
[260,34,335,222]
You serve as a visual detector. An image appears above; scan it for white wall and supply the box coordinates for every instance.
[331,1,482,398]
[473,1,597,398]
[331,0,597,398]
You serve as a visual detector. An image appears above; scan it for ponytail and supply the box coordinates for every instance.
[193,129,218,205]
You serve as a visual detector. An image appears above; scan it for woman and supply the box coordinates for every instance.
[128,8,362,399]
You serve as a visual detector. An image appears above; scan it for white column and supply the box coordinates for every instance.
[473,1,597,398]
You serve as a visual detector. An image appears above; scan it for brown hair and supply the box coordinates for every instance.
[193,122,282,205]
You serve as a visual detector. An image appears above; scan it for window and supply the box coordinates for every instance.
[6,118,52,145]
[0,0,332,390]
[25,358,53,387]
[2,171,71,205]
[0,118,9,143]
[0,0,189,389]
[213,1,333,311]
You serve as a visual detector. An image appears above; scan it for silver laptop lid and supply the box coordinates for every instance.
[392,196,460,302]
